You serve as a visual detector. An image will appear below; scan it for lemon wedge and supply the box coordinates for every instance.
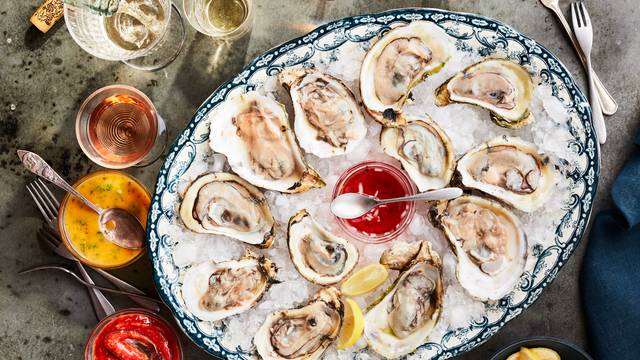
[336,298,364,350]
[340,264,388,296]
[506,346,561,360]
[519,347,542,360]
[531,347,561,360]
[506,353,521,360]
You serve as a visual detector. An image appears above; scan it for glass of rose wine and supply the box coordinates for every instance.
[76,85,167,169]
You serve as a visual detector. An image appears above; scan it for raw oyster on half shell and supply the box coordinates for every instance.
[209,91,325,193]
[380,116,455,191]
[254,287,343,360]
[179,172,275,248]
[457,136,556,212]
[279,68,367,158]
[435,59,535,128]
[181,250,278,322]
[364,241,444,359]
[287,209,359,285]
[432,195,527,301]
[360,21,455,127]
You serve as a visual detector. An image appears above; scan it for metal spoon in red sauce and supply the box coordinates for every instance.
[333,161,417,243]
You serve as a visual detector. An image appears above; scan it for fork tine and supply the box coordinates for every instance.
[30,182,56,222]
[42,231,63,250]
[33,180,59,217]
[570,2,578,28]
[579,1,590,27]
[573,2,582,27]
[27,184,55,222]
[37,178,60,208]
[42,224,62,244]
[37,228,59,250]
[41,222,58,236]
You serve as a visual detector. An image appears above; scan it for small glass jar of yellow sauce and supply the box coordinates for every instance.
[58,170,150,269]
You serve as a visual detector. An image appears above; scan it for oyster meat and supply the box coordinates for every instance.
[181,250,277,322]
[380,116,455,191]
[457,136,556,212]
[179,172,275,248]
[279,68,367,158]
[364,241,444,359]
[287,209,359,285]
[360,21,455,127]
[435,59,535,128]
[254,287,343,360]
[209,91,325,193]
[432,195,527,301]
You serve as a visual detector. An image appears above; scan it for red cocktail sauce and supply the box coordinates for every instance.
[86,310,181,360]
[334,161,416,243]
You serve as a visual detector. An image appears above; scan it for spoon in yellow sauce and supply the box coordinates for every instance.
[17,150,145,249]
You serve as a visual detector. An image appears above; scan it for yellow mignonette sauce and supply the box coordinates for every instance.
[60,171,149,269]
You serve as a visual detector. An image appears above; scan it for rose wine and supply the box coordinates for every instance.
[87,93,157,165]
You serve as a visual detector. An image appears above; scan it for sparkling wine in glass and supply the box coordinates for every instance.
[104,0,166,51]
[64,0,186,70]
[76,85,167,168]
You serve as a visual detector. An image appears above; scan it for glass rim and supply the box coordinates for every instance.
[84,308,183,360]
[182,0,254,39]
[332,160,417,244]
[63,2,173,61]
[75,84,159,169]
[57,170,149,270]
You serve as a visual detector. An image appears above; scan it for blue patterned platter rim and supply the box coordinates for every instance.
[147,7,599,360]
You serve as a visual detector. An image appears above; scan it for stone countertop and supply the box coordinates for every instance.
[1,0,638,358]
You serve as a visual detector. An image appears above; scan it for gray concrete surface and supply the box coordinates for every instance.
[1,0,638,358]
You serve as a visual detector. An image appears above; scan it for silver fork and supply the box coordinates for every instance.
[571,1,607,144]
[539,0,617,115]
[27,179,159,313]
[27,180,114,320]
[38,225,160,312]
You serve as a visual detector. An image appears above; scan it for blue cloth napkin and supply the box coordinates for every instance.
[581,130,640,360]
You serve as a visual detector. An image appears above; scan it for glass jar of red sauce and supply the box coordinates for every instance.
[85,309,182,360]
[332,161,417,243]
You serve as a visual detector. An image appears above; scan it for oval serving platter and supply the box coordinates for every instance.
[148,7,599,360]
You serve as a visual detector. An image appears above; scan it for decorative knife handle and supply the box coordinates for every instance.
[17,150,101,213]
[17,150,68,187]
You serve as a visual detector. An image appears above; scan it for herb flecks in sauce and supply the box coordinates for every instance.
[62,171,149,268]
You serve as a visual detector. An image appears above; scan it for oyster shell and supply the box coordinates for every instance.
[364,241,444,359]
[435,59,535,128]
[379,241,422,270]
[432,195,527,301]
[457,136,556,212]
[179,172,275,248]
[181,250,277,322]
[360,21,455,127]
[279,68,367,158]
[209,91,325,193]
[380,116,455,191]
[287,209,359,285]
[254,287,343,360]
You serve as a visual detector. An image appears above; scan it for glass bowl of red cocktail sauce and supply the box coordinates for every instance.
[332,161,417,243]
[84,309,182,360]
